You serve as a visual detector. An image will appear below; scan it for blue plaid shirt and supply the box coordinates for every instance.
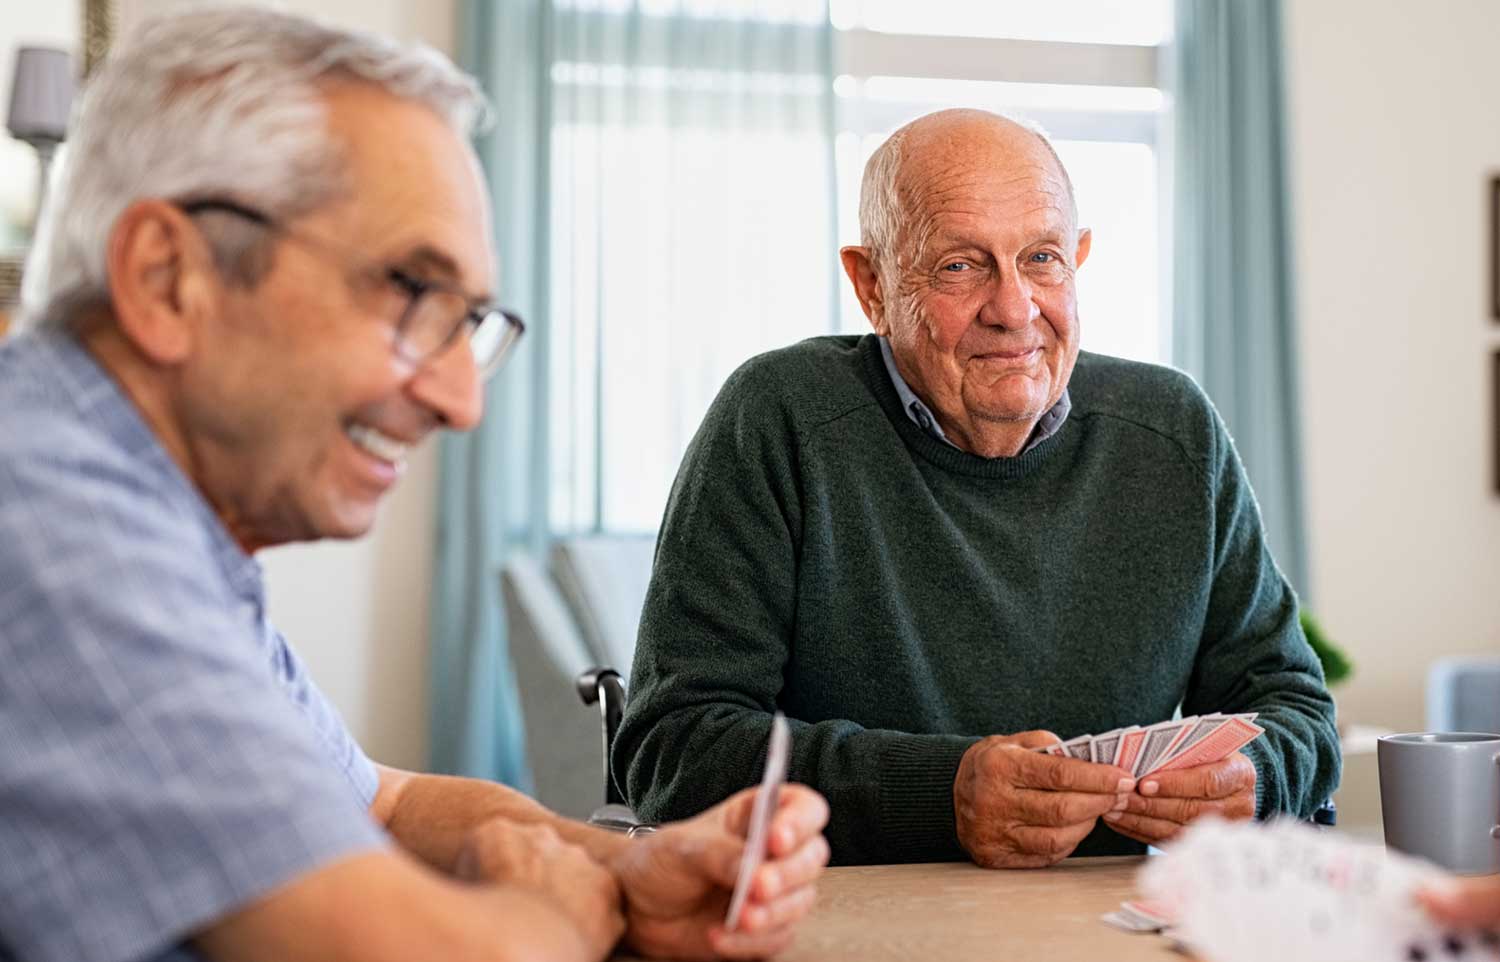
[0,329,389,962]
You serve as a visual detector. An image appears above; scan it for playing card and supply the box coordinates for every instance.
[725,712,791,931]
[1114,726,1146,771]
[1093,727,1126,766]
[1146,716,1263,775]
[1132,719,1195,776]
[1062,735,1093,760]
[1150,715,1228,768]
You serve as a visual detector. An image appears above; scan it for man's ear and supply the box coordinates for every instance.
[839,245,889,336]
[105,199,220,365]
[1074,227,1092,270]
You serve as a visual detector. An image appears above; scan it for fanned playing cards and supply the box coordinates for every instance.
[1129,817,1500,962]
[1038,713,1263,777]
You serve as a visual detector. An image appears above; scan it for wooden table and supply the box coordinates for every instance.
[617,857,1184,960]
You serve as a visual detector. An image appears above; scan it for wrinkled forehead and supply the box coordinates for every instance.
[896,144,1077,251]
[320,81,496,298]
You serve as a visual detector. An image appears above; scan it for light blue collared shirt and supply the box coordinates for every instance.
[0,329,387,962]
[878,336,1071,454]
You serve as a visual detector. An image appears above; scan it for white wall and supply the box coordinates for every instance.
[1284,0,1500,824]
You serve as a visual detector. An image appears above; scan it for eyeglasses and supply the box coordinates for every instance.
[179,198,524,380]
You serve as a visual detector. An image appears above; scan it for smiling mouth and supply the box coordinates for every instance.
[345,421,411,466]
[974,347,1041,361]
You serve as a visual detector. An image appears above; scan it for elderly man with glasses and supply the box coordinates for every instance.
[0,9,826,962]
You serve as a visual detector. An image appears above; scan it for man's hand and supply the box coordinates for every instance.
[1418,875,1500,929]
[954,731,1135,869]
[610,783,830,961]
[456,818,625,960]
[1103,752,1256,846]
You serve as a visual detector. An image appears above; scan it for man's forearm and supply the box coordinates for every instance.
[373,766,629,872]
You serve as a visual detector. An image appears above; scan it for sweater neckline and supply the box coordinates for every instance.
[857,334,1067,480]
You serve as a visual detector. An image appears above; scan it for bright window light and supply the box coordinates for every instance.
[833,0,1173,45]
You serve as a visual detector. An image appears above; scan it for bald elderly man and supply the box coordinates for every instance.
[615,109,1341,867]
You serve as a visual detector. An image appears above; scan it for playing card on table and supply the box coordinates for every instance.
[1101,898,1177,933]
[725,712,790,931]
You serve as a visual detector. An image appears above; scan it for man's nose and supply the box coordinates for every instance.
[979,267,1040,330]
[408,336,484,431]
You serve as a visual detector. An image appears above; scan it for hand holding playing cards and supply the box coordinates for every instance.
[1104,751,1257,845]
[954,731,1136,869]
[610,783,830,961]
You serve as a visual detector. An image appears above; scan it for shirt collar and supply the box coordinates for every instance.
[35,327,268,604]
[877,336,1071,455]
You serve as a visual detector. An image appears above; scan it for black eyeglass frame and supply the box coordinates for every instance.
[178,197,524,380]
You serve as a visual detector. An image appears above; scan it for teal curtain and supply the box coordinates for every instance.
[428,0,551,784]
[1172,0,1309,596]
[431,0,835,782]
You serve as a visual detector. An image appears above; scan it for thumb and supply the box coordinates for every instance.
[1008,730,1064,751]
[688,828,746,891]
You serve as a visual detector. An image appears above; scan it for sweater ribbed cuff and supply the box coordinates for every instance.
[1241,737,1271,818]
[877,735,982,862]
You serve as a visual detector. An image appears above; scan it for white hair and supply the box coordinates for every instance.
[857,110,1076,272]
[23,3,486,329]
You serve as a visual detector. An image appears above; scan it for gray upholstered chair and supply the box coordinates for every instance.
[499,554,604,820]
[500,535,657,819]
[548,534,656,683]
[1427,656,1500,734]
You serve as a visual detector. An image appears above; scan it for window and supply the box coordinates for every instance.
[548,1,1174,534]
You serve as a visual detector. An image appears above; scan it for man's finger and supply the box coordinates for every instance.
[674,828,745,890]
[1008,819,1097,862]
[1138,753,1255,800]
[1120,793,1204,824]
[738,883,819,933]
[1006,730,1064,751]
[1009,750,1135,795]
[767,784,830,856]
[1009,786,1125,827]
[1418,876,1500,927]
[1103,810,1182,844]
[756,833,829,899]
[709,922,798,960]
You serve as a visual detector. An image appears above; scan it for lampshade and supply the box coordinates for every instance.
[7,46,74,146]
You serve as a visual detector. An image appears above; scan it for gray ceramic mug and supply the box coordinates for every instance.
[1377,732,1500,875]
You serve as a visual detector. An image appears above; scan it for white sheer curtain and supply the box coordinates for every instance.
[547,0,837,533]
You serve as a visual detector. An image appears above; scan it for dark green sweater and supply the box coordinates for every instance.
[615,334,1340,865]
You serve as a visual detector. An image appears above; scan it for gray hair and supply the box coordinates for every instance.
[23,3,486,329]
[857,111,1076,273]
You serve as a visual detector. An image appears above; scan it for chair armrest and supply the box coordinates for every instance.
[575,668,628,807]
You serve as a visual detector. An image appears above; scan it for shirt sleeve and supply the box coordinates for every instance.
[0,435,389,962]
[263,624,382,810]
